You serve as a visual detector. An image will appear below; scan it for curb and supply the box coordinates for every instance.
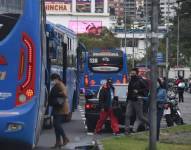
[96,140,104,150]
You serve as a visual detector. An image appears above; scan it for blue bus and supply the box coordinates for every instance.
[83,49,128,94]
[0,0,48,149]
[46,22,82,120]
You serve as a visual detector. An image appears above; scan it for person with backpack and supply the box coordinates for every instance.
[95,79,120,135]
[49,73,69,149]
[125,68,150,135]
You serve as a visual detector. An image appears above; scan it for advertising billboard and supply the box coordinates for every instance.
[68,20,102,34]
[45,0,72,14]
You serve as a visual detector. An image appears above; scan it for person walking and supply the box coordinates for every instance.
[125,68,149,135]
[49,73,69,149]
[156,78,167,141]
[95,79,120,135]
[176,76,185,102]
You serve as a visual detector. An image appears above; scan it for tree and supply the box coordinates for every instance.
[78,27,120,50]
[158,0,191,67]
[169,0,191,66]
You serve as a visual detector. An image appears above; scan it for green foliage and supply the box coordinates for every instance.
[78,28,120,50]
[158,1,191,67]
[102,125,191,150]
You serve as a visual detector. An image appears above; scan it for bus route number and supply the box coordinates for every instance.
[89,58,98,64]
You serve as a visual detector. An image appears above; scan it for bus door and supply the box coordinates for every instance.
[62,42,67,84]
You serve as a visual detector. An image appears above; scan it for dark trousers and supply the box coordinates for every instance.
[125,100,149,131]
[53,114,66,142]
[157,108,164,141]
[178,90,184,102]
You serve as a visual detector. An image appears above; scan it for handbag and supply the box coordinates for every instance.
[63,99,69,115]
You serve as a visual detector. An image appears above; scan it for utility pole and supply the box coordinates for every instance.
[132,21,135,68]
[165,0,170,90]
[124,0,127,56]
[149,0,159,149]
[145,0,148,67]
[177,1,180,67]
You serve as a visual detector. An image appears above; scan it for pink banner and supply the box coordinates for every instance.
[68,20,102,34]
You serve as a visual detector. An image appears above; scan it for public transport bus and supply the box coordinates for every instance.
[84,48,128,94]
[0,0,48,149]
[46,22,82,120]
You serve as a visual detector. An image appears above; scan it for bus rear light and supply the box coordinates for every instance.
[84,75,89,87]
[16,32,35,106]
[26,89,34,97]
[85,103,93,110]
[123,74,127,83]
[18,94,27,103]
[18,48,25,80]
[0,55,7,65]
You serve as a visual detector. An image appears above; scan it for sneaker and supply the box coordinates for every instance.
[113,132,121,136]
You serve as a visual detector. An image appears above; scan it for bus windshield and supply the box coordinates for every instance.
[88,51,123,73]
[0,0,24,41]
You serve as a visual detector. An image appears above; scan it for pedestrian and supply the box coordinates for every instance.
[95,79,120,135]
[49,73,69,149]
[125,68,149,135]
[176,76,185,102]
[156,78,167,141]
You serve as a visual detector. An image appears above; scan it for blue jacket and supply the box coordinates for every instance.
[156,88,167,103]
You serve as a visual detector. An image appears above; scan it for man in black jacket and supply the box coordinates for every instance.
[95,79,120,135]
[125,68,149,134]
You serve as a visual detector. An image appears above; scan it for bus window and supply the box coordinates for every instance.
[88,51,123,73]
[0,0,24,41]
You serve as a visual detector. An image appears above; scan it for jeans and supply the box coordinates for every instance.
[53,114,66,142]
[157,108,164,140]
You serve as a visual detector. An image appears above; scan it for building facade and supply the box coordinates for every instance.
[45,0,116,33]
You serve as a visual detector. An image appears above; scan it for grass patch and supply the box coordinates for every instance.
[101,125,191,150]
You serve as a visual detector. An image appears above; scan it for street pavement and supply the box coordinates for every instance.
[36,92,191,150]
[37,108,95,150]
[178,92,191,124]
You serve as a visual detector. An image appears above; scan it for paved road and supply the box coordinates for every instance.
[178,92,191,124]
[160,92,191,127]
[36,92,191,150]
[37,108,94,150]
